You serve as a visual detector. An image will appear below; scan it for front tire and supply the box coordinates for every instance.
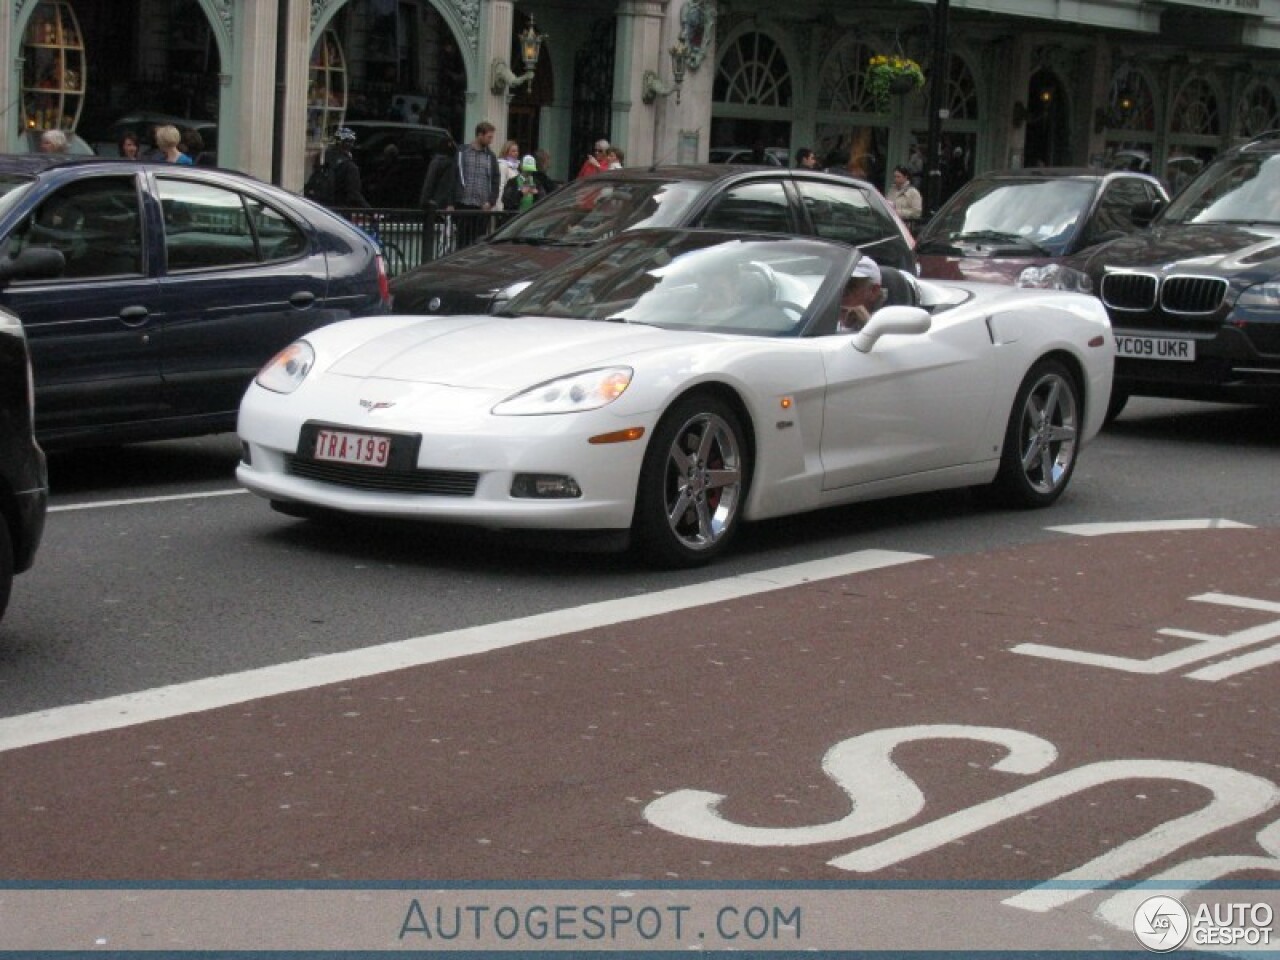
[991,359,1080,508]
[633,395,750,568]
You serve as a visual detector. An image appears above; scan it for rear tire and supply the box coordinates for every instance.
[0,519,13,624]
[991,359,1080,509]
[633,395,750,568]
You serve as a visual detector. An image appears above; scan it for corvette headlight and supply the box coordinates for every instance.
[1236,281,1280,309]
[1017,263,1094,293]
[255,340,315,394]
[493,367,633,416]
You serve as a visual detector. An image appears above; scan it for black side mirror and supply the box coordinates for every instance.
[0,247,66,290]
[1130,199,1166,228]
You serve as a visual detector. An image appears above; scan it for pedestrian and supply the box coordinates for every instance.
[535,148,559,192]
[887,164,923,223]
[605,145,624,169]
[502,154,546,212]
[577,139,610,179]
[497,139,521,209]
[153,124,192,164]
[180,128,214,166]
[795,147,818,169]
[456,121,500,211]
[117,130,140,159]
[38,129,68,154]
[419,136,461,211]
[304,127,369,207]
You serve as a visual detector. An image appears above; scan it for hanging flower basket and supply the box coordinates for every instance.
[866,55,925,112]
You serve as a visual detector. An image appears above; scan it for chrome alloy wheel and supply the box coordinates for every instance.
[661,411,744,552]
[1017,370,1078,495]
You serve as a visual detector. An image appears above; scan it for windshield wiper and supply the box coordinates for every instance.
[949,230,1052,255]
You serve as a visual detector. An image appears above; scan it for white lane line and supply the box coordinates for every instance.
[0,549,927,754]
[1047,519,1254,537]
[50,489,248,513]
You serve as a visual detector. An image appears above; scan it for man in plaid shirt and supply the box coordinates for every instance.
[457,121,500,210]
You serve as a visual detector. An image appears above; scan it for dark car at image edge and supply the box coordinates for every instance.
[1077,132,1280,417]
[0,249,57,624]
[0,154,390,450]
[390,165,917,316]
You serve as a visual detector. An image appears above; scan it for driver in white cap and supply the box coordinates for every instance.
[837,257,885,332]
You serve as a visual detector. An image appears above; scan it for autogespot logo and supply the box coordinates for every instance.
[1134,895,1191,952]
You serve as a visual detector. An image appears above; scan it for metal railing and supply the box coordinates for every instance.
[331,207,520,277]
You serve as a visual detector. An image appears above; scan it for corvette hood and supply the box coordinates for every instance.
[326,315,708,390]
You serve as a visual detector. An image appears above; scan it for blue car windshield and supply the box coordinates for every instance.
[488,178,708,245]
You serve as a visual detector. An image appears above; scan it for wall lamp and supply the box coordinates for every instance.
[643,41,691,105]
[491,17,545,100]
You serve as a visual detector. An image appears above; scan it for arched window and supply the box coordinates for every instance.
[816,38,878,115]
[1236,80,1280,138]
[713,31,792,107]
[1171,76,1221,136]
[1107,66,1156,133]
[920,52,979,121]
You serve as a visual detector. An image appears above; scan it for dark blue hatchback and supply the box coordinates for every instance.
[0,155,390,449]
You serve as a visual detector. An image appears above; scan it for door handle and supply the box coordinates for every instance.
[118,305,150,327]
[289,291,317,308]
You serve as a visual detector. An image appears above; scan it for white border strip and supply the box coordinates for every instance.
[1047,519,1254,537]
[50,489,248,513]
[0,549,927,754]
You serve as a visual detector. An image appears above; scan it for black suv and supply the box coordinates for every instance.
[1079,133,1280,417]
[0,249,58,624]
[391,165,916,315]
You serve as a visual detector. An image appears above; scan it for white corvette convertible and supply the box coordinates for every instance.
[237,230,1113,567]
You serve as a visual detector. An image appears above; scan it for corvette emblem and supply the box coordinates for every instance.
[359,399,396,411]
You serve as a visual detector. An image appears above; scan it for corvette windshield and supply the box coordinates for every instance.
[488,178,707,245]
[1160,152,1280,225]
[507,233,843,337]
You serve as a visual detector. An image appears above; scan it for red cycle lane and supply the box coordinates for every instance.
[0,528,1277,950]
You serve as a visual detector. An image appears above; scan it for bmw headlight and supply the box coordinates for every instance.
[1017,263,1094,294]
[1236,281,1280,308]
[255,340,315,394]
[493,367,633,415]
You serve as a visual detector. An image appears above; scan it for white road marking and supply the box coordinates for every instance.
[1047,518,1254,536]
[50,489,248,513]
[0,549,927,754]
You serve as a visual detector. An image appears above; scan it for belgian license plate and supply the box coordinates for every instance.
[313,429,392,467]
[1115,335,1196,362]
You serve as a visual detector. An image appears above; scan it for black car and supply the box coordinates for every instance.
[339,121,453,207]
[0,155,391,449]
[390,165,917,316]
[1078,133,1280,417]
[0,249,58,623]
[916,167,1167,284]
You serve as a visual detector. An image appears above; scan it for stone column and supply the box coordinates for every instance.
[614,0,670,166]
[2,3,19,153]
[278,0,312,193]
[220,0,279,180]
[477,0,516,145]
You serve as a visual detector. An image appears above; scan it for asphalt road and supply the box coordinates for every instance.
[1,397,1276,718]
[0,397,1277,953]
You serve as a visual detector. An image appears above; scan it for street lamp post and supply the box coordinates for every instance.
[924,0,951,217]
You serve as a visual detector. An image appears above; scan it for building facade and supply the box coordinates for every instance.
[4,0,1280,198]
